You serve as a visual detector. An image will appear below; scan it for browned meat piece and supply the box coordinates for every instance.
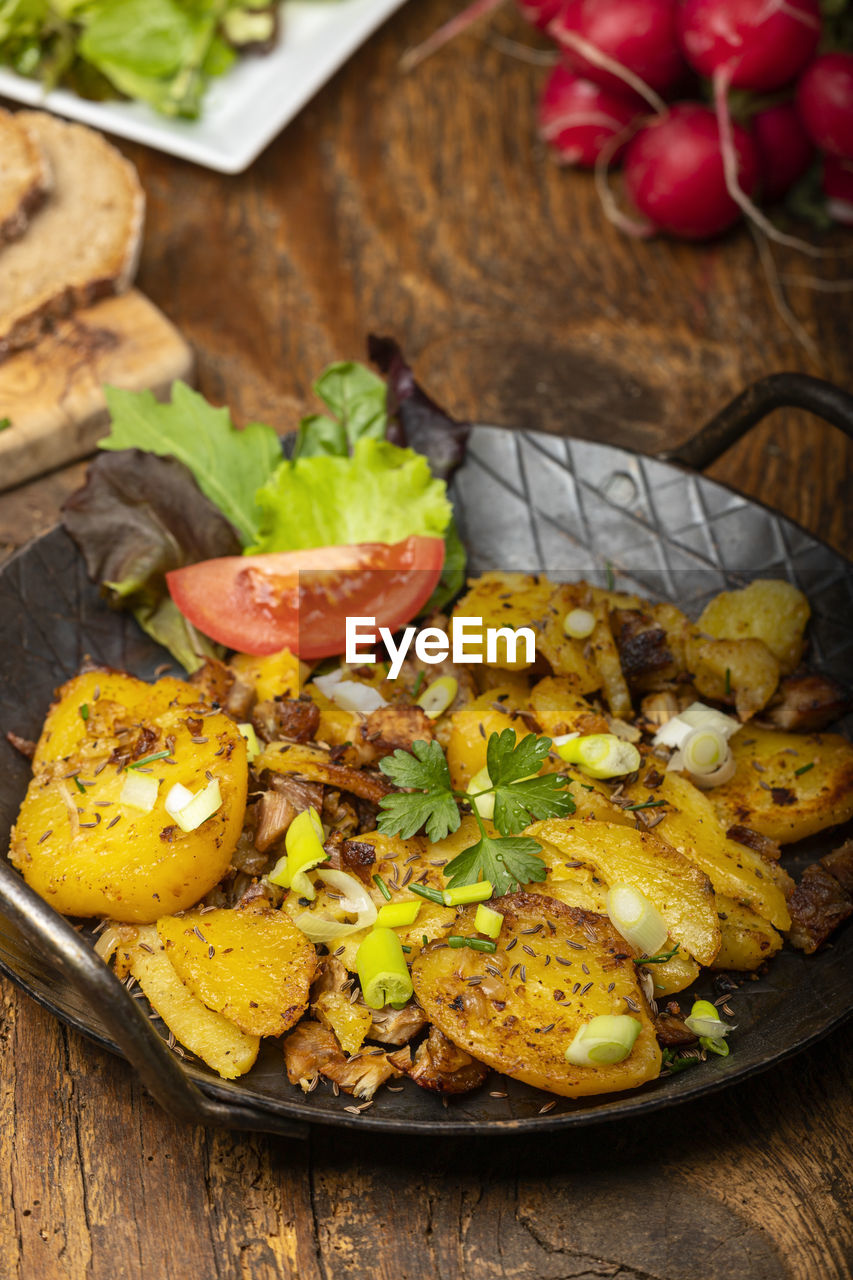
[367,1001,429,1046]
[613,609,675,688]
[252,697,320,744]
[6,731,35,759]
[325,831,377,877]
[283,1022,408,1100]
[405,1026,489,1094]
[253,790,296,853]
[189,657,254,719]
[236,878,277,908]
[654,1011,697,1048]
[312,760,393,804]
[763,672,850,732]
[821,839,853,896]
[786,864,853,954]
[363,703,434,753]
[322,789,360,839]
[268,773,324,814]
[726,824,782,863]
[310,955,353,1004]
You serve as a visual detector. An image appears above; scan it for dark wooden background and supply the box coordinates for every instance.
[1,2,851,1276]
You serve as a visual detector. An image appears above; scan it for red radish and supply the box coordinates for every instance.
[517,0,563,30]
[677,0,824,254]
[798,53,853,160]
[677,0,821,92]
[549,0,686,111]
[753,103,815,203]
[539,66,644,167]
[823,155,853,226]
[623,103,759,239]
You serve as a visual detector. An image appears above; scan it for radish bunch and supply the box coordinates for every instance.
[531,0,853,239]
[408,0,853,240]
[405,0,852,238]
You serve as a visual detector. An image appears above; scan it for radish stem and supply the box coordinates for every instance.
[400,0,507,72]
[713,69,828,258]
[548,26,668,114]
[594,123,656,238]
[749,224,819,358]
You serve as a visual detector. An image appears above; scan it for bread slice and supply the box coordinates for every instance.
[0,112,145,359]
[0,108,52,245]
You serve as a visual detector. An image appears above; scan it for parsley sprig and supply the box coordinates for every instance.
[377,730,575,897]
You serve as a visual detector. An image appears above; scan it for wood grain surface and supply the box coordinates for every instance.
[1,2,852,1277]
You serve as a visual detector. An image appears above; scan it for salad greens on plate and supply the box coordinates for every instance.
[63,339,471,670]
[0,0,283,118]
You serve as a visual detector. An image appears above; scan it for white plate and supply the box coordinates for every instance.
[0,0,407,173]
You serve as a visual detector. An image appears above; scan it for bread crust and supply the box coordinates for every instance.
[0,109,53,246]
[0,112,145,360]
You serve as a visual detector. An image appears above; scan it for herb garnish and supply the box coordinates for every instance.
[794,762,815,777]
[624,798,666,812]
[637,943,680,965]
[377,730,574,896]
[126,750,172,770]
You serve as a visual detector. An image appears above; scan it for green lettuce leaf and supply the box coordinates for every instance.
[99,381,282,546]
[249,438,452,553]
[292,361,388,459]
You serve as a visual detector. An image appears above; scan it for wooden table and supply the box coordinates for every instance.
[1,4,852,1277]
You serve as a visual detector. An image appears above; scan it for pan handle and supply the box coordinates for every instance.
[0,858,307,1140]
[661,373,853,471]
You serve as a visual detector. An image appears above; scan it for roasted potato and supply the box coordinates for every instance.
[698,580,810,675]
[528,818,720,966]
[713,896,783,970]
[527,677,610,738]
[10,671,247,923]
[538,862,701,995]
[116,926,259,1080]
[533,584,602,694]
[446,688,528,788]
[157,904,316,1037]
[451,572,552,669]
[684,632,780,721]
[587,602,633,719]
[624,771,792,931]
[308,830,456,972]
[229,647,310,702]
[412,894,661,1097]
[709,726,853,844]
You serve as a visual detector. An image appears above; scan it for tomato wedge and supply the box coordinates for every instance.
[166,536,445,659]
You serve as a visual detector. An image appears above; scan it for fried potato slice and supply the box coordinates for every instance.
[588,602,633,719]
[528,818,720,966]
[527,677,610,739]
[10,670,247,923]
[540,866,701,996]
[117,926,259,1080]
[625,771,792,930]
[697,580,810,676]
[684,633,780,721]
[709,726,853,844]
[713,896,783,971]
[451,572,553,669]
[228,647,310,702]
[412,894,661,1097]
[446,688,529,788]
[157,905,316,1037]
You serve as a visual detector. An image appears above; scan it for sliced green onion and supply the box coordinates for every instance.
[682,727,727,774]
[607,883,669,956]
[565,1014,641,1066]
[356,927,414,1010]
[653,701,740,749]
[443,881,493,907]
[555,734,641,779]
[685,998,735,1040]
[120,772,160,813]
[238,722,261,764]
[290,867,378,943]
[562,608,595,640]
[376,900,421,928]
[127,750,172,771]
[417,676,458,719]
[269,806,327,898]
[467,766,495,820]
[165,782,193,817]
[701,1035,730,1057]
[79,704,89,722]
[409,883,445,906]
[165,778,222,833]
[447,935,497,953]
[373,873,392,901]
[474,903,503,939]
